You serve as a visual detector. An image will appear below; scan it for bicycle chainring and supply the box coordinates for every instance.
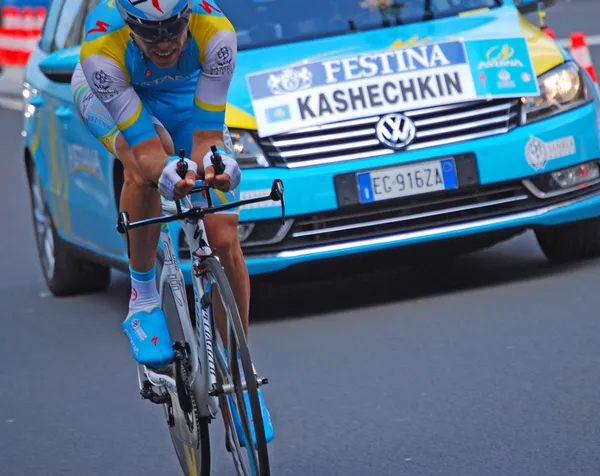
[172,344,203,448]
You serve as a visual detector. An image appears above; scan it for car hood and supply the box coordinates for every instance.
[226,5,565,130]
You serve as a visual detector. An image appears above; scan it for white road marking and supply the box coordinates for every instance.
[0,96,24,111]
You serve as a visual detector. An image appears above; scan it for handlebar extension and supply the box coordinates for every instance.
[174,145,225,180]
[116,176,286,258]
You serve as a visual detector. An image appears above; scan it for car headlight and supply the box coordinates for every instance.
[229,129,270,168]
[521,61,593,124]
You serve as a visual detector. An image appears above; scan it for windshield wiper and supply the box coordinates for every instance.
[422,0,434,21]
[352,0,435,31]
[381,1,435,26]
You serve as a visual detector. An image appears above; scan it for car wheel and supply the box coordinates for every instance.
[535,217,600,264]
[28,162,111,296]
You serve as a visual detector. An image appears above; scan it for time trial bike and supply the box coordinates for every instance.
[116,146,285,476]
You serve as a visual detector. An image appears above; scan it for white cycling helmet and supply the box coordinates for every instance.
[116,0,194,43]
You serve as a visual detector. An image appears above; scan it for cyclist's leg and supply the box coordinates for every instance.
[140,90,250,337]
[72,79,175,368]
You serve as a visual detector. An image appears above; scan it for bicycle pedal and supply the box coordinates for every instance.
[141,380,170,405]
[209,383,224,397]
[257,377,269,387]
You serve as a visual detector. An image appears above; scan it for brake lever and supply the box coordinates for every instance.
[269,179,285,225]
[116,211,132,259]
[176,148,188,179]
[210,145,225,175]
[173,149,190,214]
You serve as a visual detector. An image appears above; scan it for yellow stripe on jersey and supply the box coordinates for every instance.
[194,97,226,112]
[80,27,131,81]
[190,14,235,64]
[117,101,142,130]
[73,82,88,105]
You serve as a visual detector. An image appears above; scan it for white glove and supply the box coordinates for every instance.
[158,156,198,200]
[203,146,241,191]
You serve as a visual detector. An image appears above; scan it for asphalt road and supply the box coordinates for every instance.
[524,0,600,40]
[5,2,600,474]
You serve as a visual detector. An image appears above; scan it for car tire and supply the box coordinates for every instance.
[535,217,600,264]
[28,162,111,296]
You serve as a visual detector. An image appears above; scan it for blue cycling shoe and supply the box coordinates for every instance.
[223,348,274,447]
[227,388,274,448]
[122,307,175,368]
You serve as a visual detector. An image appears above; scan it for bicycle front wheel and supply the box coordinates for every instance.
[156,249,211,476]
[200,256,271,476]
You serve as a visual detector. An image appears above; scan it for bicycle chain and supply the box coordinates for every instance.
[177,347,203,446]
[153,352,202,447]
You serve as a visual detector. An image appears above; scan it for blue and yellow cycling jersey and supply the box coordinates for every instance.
[72,0,236,149]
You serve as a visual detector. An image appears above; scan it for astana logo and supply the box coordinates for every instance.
[266,67,313,95]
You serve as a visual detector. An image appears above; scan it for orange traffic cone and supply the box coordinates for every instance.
[0,6,23,66]
[541,27,555,39]
[570,32,598,84]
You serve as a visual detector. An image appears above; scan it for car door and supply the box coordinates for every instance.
[24,0,67,232]
[44,0,126,258]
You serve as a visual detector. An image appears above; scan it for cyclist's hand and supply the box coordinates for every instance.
[158,156,198,200]
[202,147,241,192]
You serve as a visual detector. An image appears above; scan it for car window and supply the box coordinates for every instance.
[50,0,88,52]
[38,0,67,52]
[219,0,502,50]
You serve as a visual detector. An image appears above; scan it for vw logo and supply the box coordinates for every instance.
[375,113,417,150]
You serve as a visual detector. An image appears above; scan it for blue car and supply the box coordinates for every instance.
[21,0,600,297]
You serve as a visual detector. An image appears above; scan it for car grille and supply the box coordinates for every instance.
[235,179,600,256]
[258,98,521,168]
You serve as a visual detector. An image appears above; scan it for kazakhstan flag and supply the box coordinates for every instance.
[265,105,291,123]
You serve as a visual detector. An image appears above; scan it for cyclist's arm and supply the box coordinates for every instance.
[189,23,237,180]
[79,53,170,182]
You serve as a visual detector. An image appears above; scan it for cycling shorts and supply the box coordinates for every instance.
[71,71,238,214]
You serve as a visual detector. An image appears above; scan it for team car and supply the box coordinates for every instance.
[22,0,600,295]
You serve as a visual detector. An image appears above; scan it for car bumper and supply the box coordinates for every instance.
[243,186,600,274]
[175,100,600,280]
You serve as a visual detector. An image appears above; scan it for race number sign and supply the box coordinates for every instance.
[246,37,539,137]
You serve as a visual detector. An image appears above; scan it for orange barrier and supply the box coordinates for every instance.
[570,32,598,84]
[0,5,46,66]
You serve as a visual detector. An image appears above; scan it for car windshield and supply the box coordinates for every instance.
[218,0,503,50]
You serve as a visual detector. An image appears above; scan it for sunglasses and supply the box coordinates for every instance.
[126,12,190,44]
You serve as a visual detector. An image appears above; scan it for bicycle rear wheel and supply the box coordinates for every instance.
[200,256,271,476]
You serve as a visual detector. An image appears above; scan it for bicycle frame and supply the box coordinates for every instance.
[126,179,285,420]
[139,197,218,419]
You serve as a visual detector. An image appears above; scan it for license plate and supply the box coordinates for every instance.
[356,158,458,203]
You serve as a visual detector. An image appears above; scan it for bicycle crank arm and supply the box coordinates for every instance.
[146,369,178,393]
[141,379,171,405]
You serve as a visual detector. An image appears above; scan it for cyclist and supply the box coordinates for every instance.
[71,0,273,445]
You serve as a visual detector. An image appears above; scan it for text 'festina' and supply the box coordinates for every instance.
[320,44,453,83]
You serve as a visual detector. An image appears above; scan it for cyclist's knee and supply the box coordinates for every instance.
[124,167,149,189]
[204,214,240,254]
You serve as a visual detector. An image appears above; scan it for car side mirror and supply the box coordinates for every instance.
[514,0,557,15]
[39,45,81,84]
